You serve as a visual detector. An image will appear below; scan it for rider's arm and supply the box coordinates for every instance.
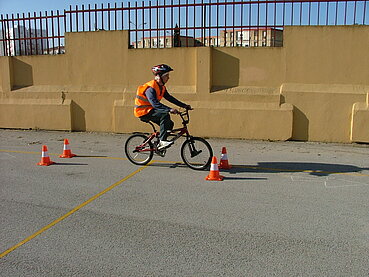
[163,90,188,108]
[145,87,171,111]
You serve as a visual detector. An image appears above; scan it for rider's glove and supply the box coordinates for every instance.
[170,108,179,114]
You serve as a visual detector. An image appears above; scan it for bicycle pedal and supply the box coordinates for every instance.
[155,149,166,157]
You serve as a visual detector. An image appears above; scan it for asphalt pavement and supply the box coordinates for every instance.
[0,129,368,276]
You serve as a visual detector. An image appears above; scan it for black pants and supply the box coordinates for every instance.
[140,109,174,141]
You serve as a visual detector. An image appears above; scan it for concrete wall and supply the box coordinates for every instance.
[282,26,369,142]
[0,26,368,143]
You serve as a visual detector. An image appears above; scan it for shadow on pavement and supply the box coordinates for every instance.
[148,162,267,180]
[52,162,89,166]
[75,155,108,158]
[221,176,268,181]
[229,162,369,177]
[142,161,368,177]
[149,162,194,169]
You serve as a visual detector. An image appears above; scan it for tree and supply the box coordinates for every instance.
[173,24,181,47]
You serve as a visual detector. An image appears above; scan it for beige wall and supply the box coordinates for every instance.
[126,47,197,89]
[284,26,369,85]
[12,55,68,88]
[1,26,368,143]
[212,47,285,89]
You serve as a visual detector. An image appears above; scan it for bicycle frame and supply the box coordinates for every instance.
[134,110,192,153]
[167,125,190,142]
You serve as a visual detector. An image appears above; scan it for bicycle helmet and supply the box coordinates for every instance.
[151,64,173,76]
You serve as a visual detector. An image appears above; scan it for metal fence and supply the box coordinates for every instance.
[0,0,368,56]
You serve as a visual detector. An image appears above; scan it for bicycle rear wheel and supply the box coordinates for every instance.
[125,134,154,165]
[181,137,213,170]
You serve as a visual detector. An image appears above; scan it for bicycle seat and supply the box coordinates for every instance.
[140,118,151,123]
[140,118,156,132]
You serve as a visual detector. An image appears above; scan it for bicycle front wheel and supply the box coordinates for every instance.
[125,134,154,165]
[181,137,213,170]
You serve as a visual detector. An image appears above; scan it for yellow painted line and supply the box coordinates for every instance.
[0,163,150,259]
[0,149,127,160]
[0,149,39,155]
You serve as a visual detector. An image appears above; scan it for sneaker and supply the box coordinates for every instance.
[157,140,173,150]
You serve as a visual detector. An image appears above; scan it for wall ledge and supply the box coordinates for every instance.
[0,98,72,130]
[351,95,369,143]
[281,83,369,94]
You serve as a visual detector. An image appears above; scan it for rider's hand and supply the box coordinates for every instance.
[185,105,193,110]
[170,108,179,114]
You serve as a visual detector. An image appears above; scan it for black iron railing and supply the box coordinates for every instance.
[0,0,368,56]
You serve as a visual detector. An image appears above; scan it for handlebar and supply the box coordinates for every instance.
[178,108,191,125]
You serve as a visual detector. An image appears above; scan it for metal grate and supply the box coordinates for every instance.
[0,0,368,56]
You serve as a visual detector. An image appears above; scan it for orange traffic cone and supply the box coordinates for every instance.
[219,147,231,170]
[37,145,55,166]
[205,156,224,181]
[59,139,76,158]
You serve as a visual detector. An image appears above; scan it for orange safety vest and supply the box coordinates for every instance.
[134,80,166,117]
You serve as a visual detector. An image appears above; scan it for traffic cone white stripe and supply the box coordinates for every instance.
[210,162,219,171]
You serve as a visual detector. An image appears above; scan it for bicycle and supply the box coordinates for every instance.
[124,109,213,170]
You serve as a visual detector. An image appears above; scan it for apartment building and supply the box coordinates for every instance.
[220,28,283,47]
[132,35,202,48]
[131,27,283,48]
[0,25,47,56]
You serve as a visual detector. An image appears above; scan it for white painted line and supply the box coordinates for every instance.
[0,152,17,159]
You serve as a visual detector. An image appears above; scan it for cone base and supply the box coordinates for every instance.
[205,175,224,181]
[59,153,77,158]
[37,161,55,166]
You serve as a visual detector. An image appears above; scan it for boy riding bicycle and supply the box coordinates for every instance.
[134,64,192,150]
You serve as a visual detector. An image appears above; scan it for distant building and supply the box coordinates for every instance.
[0,25,47,56]
[196,36,220,47]
[131,27,283,49]
[132,35,202,48]
[43,45,65,55]
[220,28,283,47]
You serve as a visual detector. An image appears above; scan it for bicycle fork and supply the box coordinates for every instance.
[187,137,203,158]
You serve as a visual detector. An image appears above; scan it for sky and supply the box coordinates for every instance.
[1,1,367,24]
[1,0,368,21]
[0,0,120,15]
